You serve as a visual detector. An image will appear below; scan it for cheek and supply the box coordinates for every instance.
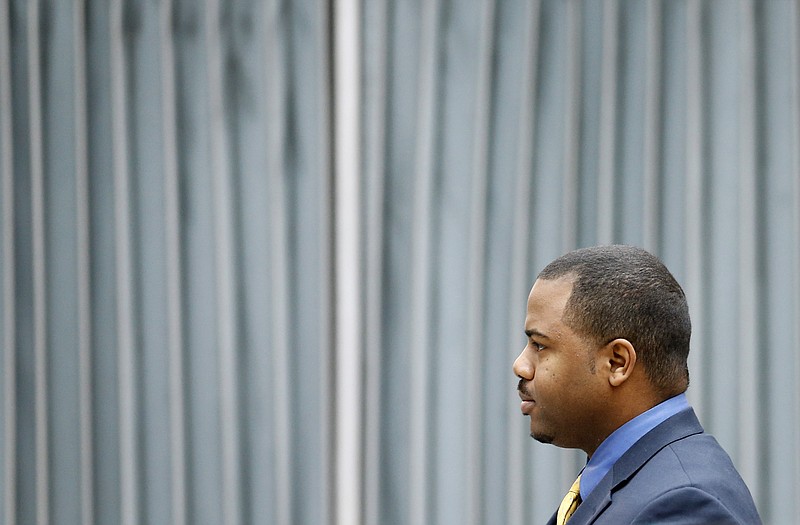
[535,359,557,380]
[532,366,560,397]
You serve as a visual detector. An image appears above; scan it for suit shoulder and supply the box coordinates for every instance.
[621,434,761,523]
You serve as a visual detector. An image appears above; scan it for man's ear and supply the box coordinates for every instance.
[606,338,636,387]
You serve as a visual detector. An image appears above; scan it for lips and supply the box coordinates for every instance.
[518,390,535,415]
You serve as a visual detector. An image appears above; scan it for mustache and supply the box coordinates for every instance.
[517,379,535,403]
[517,378,528,395]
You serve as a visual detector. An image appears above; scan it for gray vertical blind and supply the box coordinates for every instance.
[1,1,799,524]
[0,1,14,524]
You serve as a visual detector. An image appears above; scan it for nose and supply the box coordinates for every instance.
[513,346,534,380]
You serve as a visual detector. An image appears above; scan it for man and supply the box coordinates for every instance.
[513,245,761,524]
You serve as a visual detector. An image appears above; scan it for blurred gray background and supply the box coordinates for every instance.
[1,0,799,524]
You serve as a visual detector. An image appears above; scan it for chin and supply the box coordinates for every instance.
[531,431,554,444]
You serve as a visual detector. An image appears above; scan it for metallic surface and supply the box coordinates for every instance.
[1,1,798,523]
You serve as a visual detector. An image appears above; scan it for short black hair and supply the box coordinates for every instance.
[538,245,690,397]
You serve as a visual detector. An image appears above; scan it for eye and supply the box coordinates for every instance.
[531,340,545,352]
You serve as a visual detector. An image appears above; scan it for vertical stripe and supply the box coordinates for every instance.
[159,1,187,523]
[110,1,139,523]
[561,0,581,251]
[642,0,662,253]
[506,4,540,524]
[793,0,800,511]
[27,1,49,522]
[684,0,706,418]
[204,1,242,523]
[0,0,16,521]
[317,0,335,521]
[465,1,496,523]
[362,0,389,523]
[334,0,363,522]
[73,0,93,522]
[597,0,619,244]
[409,1,440,523]
[736,0,759,495]
[266,134,290,525]
[264,0,291,523]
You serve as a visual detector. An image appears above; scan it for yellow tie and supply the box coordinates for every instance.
[556,474,582,525]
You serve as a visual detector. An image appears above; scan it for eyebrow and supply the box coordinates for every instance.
[524,329,550,340]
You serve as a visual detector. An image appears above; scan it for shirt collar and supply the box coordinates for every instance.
[579,393,690,500]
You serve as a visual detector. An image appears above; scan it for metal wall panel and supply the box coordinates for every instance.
[2,0,334,523]
[1,1,799,524]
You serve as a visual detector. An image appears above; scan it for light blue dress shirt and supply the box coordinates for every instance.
[579,393,690,501]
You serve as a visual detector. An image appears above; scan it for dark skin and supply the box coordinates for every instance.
[513,276,664,457]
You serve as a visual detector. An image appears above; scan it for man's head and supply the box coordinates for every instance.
[514,245,691,455]
[537,245,691,395]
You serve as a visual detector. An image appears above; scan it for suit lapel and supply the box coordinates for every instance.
[610,408,703,488]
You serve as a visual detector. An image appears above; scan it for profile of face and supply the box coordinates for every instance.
[513,277,611,454]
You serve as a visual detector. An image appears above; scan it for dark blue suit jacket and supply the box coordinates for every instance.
[546,408,761,524]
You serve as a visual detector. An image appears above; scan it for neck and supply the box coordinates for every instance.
[582,385,664,457]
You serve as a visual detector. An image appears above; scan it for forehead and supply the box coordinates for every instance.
[525,277,574,332]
